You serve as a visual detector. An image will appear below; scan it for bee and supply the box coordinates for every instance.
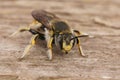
[11,10,89,60]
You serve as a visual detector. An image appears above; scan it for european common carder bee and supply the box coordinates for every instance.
[11,10,89,60]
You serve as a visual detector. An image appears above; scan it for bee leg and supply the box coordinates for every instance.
[10,27,30,37]
[20,34,38,59]
[76,39,86,57]
[73,30,86,57]
[47,37,53,60]
[10,20,40,37]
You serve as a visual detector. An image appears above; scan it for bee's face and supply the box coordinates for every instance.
[54,33,75,52]
[62,33,75,52]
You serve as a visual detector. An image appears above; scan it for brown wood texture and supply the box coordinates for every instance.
[0,0,120,80]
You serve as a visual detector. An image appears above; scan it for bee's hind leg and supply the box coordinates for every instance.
[10,20,40,37]
[20,34,39,59]
[10,27,30,37]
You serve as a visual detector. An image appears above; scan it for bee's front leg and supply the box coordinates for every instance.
[10,27,30,37]
[20,34,38,59]
[47,37,53,60]
[45,28,54,60]
[76,39,86,57]
[73,30,86,57]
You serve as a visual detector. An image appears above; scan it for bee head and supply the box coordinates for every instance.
[54,33,75,53]
[62,33,76,52]
[61,33,89,52]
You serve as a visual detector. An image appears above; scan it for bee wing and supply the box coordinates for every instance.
[31,10,59,29]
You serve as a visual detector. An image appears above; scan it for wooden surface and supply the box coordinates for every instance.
[0,0,120,80]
